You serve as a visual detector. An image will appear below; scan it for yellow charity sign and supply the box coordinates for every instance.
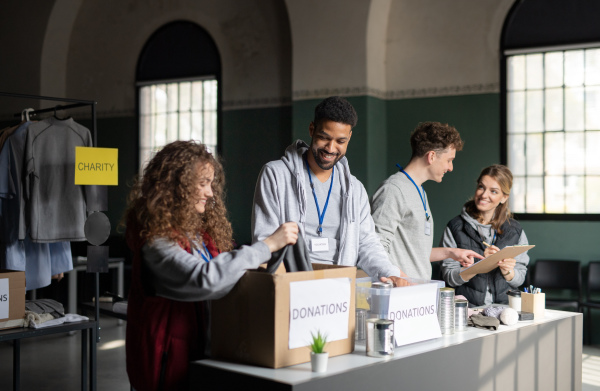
[75,147,118,185]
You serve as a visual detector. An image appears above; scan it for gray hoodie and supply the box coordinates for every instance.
[252,140,400,280]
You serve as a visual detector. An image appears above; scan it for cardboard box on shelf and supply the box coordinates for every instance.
[0,270,26,330]
[211,263,356,369]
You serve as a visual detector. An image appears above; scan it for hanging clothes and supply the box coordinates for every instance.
[0,120,72,290]
[24,116,97,242]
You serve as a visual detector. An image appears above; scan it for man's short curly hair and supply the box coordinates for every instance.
[313,96,358,130]
[410,121,464,159]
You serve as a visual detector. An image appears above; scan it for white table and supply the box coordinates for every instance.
[191,310,582,391]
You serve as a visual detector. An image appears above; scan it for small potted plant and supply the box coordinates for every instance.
[309,330,328,373]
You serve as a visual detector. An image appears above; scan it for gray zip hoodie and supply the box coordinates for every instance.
[252,140,401,280]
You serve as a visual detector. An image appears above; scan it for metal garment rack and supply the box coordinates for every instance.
[0,91,101,391]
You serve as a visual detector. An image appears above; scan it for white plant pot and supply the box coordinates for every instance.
[310,351,329,373]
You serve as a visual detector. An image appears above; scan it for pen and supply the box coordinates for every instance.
[482,241,491,248]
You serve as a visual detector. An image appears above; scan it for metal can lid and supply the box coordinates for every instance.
[372,281,393,290]
[455,299,468,307]
[508,290,521,297]
[374,319,394,329]
[439,287,455,296]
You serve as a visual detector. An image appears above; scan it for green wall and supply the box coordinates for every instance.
[222,105,292,245]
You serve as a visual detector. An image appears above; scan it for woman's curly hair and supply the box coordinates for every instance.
[124,140,233,252]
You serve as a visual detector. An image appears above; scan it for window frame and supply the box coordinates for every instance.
[136,75,221,172]
[501,42,600,221]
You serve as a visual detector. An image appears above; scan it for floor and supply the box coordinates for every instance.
[0,316,598,391]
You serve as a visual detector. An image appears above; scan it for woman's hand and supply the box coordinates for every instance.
[484,245,500,258]
[263,222,299,253]
[498,257,516,281]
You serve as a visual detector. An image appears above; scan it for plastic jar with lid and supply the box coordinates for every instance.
[508,290,521,312]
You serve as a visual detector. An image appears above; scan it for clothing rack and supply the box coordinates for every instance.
[0,91,97,146]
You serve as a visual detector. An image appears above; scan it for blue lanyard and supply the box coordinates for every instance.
[396,164,429,221]
[197,242,212,263]
[305,155,335,236]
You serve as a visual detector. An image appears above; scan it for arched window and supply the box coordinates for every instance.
[137,21,221,169]
[502,0,600,219]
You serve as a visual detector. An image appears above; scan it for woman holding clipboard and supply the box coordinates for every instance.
[440,164,530,306]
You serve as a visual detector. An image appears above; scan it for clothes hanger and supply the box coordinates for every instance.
[21,108,34,122]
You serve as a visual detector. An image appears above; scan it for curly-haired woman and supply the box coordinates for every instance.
[440,164,530,306]
[124,140,297,391]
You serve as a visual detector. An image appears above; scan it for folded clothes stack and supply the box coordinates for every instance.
[24,298,88,329]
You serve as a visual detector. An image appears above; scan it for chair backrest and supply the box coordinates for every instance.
[532,260,582,294]
[587,261,600,299]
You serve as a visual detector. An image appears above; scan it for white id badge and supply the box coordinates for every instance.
[311,238,329,252]
[424,220,431,236]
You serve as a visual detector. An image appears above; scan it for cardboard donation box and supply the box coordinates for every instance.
[0,270,26,330]
[211,264,356,368]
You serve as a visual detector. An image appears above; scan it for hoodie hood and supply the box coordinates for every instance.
[461,206,494,240]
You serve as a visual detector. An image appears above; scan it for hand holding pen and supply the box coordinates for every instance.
[482,241,500,258]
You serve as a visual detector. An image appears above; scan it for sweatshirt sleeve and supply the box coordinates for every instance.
[439,226,468,287]
[252,165,282,243]
[142,238,271,301]
[370,182,402,255]
[507,230,530,288]
[356,182,402,280]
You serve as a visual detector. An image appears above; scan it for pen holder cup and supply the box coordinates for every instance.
[521,292,545,319]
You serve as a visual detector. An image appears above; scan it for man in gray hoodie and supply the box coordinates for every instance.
[252,96,407,286]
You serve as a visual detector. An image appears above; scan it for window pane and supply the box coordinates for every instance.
[140,87,151,115]
[526,176,543,213]
[565,87,584,131]
[204,80,218,111]
[139,113,152,149]
[508,134,526,176]
[167,113,178,142]
[545,52,563,88]
[179,82,191,112]
[565,176,585,213]
[526,54,544,89]
[565,50,584,87]
[511,176,526,213]
[191,112,202,140]
[545,88,563,131]
[155,84,167,114]
[565,132,584,176]
[586,176,600,213]
[526,90,544,132]
[508,55,525,91]
[545,176,564,213]
[508,91,525,133]
[155,113,167,145]
[585,48,600,86]
[585,86,600,129]
[179,112,191,140]
[167,83,178,113]
[545,132,564,175]
[192,81,203,111]
[526,133,543,175]
[587,131,600,174]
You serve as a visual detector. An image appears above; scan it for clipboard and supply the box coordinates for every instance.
[459,245,535,280]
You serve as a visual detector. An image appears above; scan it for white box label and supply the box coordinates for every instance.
[288,278,351,349]
[388,283,441,346]
[0,278,9,319]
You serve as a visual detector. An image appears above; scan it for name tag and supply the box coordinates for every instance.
[311,238,329,252]
[424,220,431,236]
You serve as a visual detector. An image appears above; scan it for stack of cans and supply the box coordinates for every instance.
[438,287,455,335]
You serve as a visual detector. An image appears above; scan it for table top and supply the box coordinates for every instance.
[0,320,97,341]
[193,309,581,385]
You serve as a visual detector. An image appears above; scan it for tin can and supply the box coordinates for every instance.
[368,281,393,319]
[366,318,394,357]
[454,299,468,332]
[508,290,521,312]
[355,308,367,340]
[438,287,455,335]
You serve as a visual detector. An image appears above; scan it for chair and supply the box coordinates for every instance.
[531,259,582,312]
[582,261,600,345]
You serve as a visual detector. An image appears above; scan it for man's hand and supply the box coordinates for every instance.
[263,222,299,253]
[450,248,484,267]
[380,276,411,287]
